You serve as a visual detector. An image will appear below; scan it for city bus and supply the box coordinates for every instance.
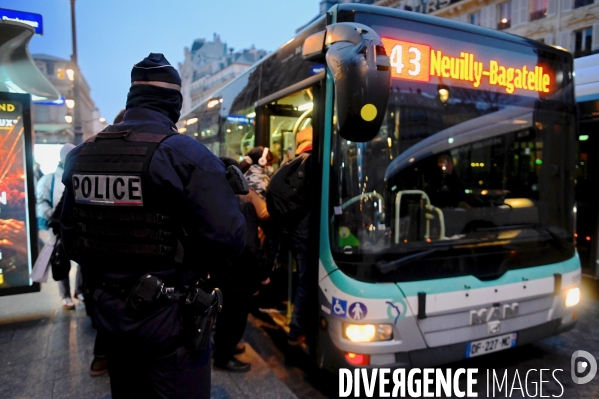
[573,53,599,279]
[179,3,581,370]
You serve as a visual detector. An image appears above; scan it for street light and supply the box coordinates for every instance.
[70,0,83,145]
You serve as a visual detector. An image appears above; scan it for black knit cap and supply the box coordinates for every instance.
[131,53,181,87]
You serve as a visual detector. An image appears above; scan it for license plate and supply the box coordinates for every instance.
[466,333,517,358]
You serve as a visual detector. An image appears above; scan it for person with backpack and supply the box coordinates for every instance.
[212,157,271,372]
[265,126,314,346]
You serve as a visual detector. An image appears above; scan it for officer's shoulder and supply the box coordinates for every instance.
[159,135,223,172]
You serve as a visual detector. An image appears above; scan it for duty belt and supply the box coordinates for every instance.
[99,281,186,302]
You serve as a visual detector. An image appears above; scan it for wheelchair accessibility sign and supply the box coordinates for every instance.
[332,297,347,317]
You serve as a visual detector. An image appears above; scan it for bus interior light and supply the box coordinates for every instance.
[343,323,393,342]
[186,117,198,125]
[345,352,370,366]
[565,287,580,307]
[298,102,313,111]
[247,111,256,118]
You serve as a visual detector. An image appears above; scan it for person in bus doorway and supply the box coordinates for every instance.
[212,157,271,372]
[239,146,278,198]
[285,127,314,346]
[59,53,245,399]
[36,143,83,310]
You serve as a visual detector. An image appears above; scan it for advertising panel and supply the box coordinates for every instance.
[0,92,39,296]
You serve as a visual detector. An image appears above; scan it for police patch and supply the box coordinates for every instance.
[73,174,143,206]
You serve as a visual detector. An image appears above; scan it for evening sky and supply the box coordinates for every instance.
[0,0,319,123]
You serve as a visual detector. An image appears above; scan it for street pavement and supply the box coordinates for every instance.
[1,267,598,399]
[0,267,297,399]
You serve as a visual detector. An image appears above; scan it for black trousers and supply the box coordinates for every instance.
[212,286,251,363]
[107,339,211,399]
[93,330,108,357]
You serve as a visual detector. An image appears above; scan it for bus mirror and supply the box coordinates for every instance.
[302,23,391,142]
[303,30,327,61]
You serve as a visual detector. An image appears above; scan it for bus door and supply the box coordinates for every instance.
[575,100,599,278]
[254,83,322,334]
[257,87,316,170]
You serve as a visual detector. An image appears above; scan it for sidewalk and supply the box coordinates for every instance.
[0,269,297,399]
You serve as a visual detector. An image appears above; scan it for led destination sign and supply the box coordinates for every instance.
[381,38,552,95]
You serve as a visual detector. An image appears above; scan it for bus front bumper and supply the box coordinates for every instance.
[319,318,576,371]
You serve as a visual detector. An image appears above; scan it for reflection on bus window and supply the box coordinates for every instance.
[224,112,254,161]
[330,80,574,282]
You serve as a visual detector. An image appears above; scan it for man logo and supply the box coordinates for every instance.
[571,350,597,384]
[470,303,519,325]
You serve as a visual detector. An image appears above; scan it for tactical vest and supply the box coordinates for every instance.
[71,129,183,271]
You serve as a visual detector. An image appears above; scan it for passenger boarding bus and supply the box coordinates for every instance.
[179,4,581,370]
[573,53,599,279]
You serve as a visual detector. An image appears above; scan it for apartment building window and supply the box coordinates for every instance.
[470,11,481,26]
[574,27,593,58]
[45,62,54,76]
[497,1,512,30]
[530,0,547,21]
[574,0,594,9]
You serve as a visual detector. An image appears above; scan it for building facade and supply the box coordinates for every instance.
[375,0,599,57]
[178,34,267,116]
[32,54,106,144]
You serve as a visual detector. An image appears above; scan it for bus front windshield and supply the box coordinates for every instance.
[329,18,575,283]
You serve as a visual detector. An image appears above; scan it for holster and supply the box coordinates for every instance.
[183,284,223,353]
[124,275,223,353]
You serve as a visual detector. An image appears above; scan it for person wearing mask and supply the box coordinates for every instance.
[59,53,245,399]
[36,143,81,309]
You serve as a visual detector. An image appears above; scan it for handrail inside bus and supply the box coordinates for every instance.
[394,190,445,244]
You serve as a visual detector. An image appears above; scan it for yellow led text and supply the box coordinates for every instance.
[430,50,550,94]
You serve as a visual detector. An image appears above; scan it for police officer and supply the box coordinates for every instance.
[59,53,245,399]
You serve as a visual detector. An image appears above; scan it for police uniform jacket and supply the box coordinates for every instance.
[59,107,246,351]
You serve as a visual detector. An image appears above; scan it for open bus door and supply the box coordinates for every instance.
[0,20,61,295]
[252,78,324,354]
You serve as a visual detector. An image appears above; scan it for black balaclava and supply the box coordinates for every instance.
[125,53,182,124]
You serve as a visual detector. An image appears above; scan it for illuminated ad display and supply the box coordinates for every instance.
[0,93,38,296]
[380,36,553,96]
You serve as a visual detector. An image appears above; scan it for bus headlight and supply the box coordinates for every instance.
[565,287,580,307]
[343,323,393,342]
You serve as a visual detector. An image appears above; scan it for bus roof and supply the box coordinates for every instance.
[336,3,568,55]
